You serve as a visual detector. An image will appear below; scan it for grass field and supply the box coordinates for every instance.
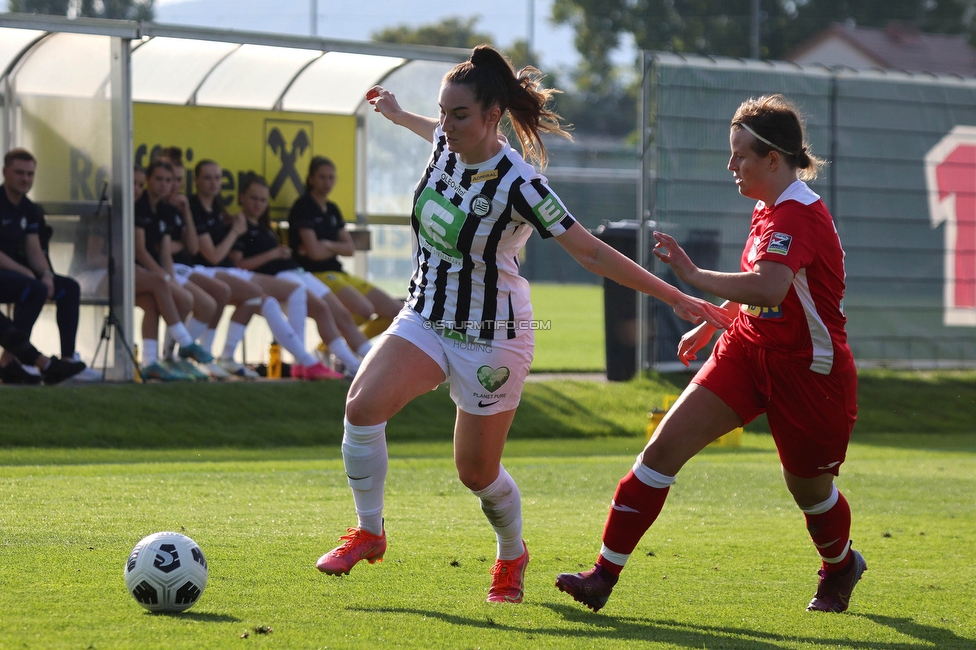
[530,283,604,372]
[1,371,975,648]
[1,433,974,649]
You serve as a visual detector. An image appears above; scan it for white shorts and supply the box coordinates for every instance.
[172,263,196,286]
[385,306,533,416]
[213,266,255,282]
[173,264,255,285]
[276,268,331,300]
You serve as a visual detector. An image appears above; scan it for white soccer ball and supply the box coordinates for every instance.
[124,531,208,613]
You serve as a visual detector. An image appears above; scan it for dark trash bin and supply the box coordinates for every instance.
[594,223,723,379]
[594,220,640,381]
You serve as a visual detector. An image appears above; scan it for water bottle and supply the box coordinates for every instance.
[268,341,281,379]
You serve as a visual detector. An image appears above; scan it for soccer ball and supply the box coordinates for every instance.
[124,531,208,613]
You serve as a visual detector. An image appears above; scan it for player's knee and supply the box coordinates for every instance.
[344,392,379,426]
[455,462,494,492]
[20,278,47,305]
[56,276,80,301]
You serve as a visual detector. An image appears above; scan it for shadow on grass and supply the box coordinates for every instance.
[349,605,975,649]
[1,369,973,450]
[515,382,635,437]
[149,610,240,623]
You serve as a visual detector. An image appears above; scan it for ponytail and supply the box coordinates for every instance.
[446,44,571,168]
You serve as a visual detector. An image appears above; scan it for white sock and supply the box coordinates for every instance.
[342,419,388,536]
[168,322,194,348]
[199,328,216,354]
[143,339,159,365]
[328,337,361,373]
[222,321,247,360]
[356,341,373,358]
[284,286,307,347]
[262,297,316,366]
[472,465,523,560]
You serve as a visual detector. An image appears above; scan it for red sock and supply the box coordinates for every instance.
[804,489,852,574]
[596,470,670,576]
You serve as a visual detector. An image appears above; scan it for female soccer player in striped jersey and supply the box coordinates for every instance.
[315,44,731,604]
[556,94,864,614]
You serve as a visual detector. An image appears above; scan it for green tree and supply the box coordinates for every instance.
[553,0,976,92]
[371,16,542,71]
[9,0,154,20]
[372,16,495,49]
[372,16,610,134]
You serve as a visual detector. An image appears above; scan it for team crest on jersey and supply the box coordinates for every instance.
[469,194,492,218]
[767,232,792,255]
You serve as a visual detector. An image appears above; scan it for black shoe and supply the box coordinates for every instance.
[41,357,87,385]
[0,360,43,385]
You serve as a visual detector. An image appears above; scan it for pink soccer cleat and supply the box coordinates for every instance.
[302,361,344,380]
[316,526,387,575]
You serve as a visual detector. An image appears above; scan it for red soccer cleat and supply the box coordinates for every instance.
[486,542,529,603]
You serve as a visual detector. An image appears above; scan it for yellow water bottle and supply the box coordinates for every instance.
[268,341,281,379]
[133,343,143,383]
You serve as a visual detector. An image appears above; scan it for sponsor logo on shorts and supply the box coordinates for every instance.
[477,365,510,392]
[767,232,793,255]
[817,461,842,470]
[453,339,493,353]
[478,399,501,408]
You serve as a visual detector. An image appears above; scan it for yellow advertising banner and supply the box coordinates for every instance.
[17,95,113,204]
[134,103,357,220]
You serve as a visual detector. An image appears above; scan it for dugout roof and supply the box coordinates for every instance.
[0,12,466,380]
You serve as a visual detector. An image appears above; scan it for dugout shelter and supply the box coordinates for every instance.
[0,12,465,379]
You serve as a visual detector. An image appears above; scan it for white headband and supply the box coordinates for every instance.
[737,122,793,156]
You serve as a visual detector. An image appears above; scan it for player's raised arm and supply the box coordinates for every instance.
[556,222,732,330]
[366,86,438,143]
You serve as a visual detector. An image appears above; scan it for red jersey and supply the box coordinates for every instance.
[729,180,853,375]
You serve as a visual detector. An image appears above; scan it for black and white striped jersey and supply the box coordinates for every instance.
[407,125,577,340]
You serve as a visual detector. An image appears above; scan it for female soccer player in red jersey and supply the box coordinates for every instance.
[556,94,864,614]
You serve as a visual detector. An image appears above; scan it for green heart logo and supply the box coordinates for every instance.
[477,365,510,392]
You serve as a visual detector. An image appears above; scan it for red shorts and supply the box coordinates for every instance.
[692,333,858,478]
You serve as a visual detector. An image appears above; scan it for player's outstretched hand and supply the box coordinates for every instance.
[670,293,732,331]
[676,321,717,367]
[652,231,697,283]
[366,86,402,122]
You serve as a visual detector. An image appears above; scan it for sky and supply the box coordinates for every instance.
[150,0,578,69]
[0,0,638,74]
[143,0,637,72]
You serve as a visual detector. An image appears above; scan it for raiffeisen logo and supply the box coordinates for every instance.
[926,126,976,326]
